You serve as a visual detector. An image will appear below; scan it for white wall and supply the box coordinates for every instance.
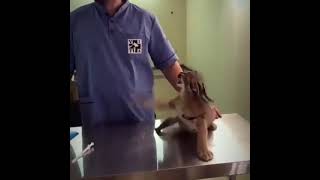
[186,0,250,120]
[131,0,186,63]
[70,0,93,12]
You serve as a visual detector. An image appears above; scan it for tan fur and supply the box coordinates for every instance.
[155,70,220,162]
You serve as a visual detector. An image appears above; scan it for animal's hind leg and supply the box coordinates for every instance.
[155,116,179,135]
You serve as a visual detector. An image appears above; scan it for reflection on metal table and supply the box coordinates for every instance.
[70,113,250,180]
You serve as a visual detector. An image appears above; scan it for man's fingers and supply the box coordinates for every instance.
[155,100,170,110]
[131,94,155,109]
[168,100,175,109]
[143,99,155,109]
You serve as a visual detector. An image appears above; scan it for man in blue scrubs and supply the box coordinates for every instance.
[70,0,184,127]
[70,0,219,127]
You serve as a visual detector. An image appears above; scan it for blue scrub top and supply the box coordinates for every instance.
[70,1,178,126]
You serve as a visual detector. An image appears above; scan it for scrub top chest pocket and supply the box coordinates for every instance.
[123,33,149,63]
[128,38,143,54]
[113,22,150,63]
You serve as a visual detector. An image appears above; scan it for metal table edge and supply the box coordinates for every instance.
[84,160,250,180]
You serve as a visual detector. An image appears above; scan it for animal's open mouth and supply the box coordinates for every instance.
[177,72,184,85]
[177,75,183,84]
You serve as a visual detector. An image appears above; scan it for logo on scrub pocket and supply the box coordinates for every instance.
[128,39,142,54]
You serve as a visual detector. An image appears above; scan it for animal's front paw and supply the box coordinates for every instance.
[197,148,213,161]
[155,128,163,136]
[208,123,217,131]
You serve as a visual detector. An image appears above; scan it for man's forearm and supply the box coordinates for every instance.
[162,61,183,92]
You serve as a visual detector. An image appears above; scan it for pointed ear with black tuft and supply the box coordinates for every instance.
[201,83,214,102]
[180,64,194,72]
[196,82,202,96]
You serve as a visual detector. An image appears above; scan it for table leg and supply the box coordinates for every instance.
[229,175,236,180]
